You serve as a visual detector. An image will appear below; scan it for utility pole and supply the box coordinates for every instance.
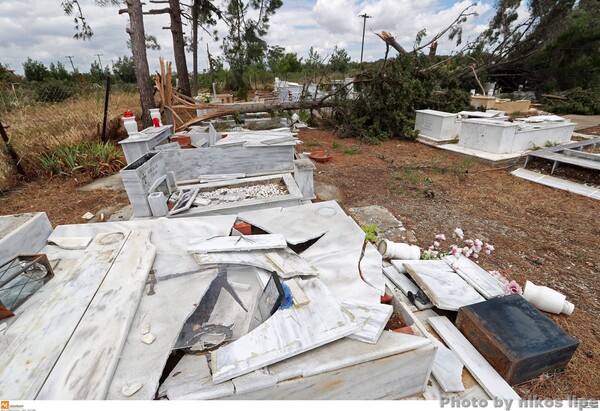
[359,13,372,66]
[65,55,76,72]
[94,53,104,69]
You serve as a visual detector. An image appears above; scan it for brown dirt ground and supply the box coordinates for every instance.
[0,175,129,226]
[297,128,600,399]
[1,127,599,399]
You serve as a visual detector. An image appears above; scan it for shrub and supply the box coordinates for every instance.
[35,80,75,103]
[39,141,124,178]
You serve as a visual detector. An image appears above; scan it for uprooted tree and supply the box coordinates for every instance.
[320,3,477,143]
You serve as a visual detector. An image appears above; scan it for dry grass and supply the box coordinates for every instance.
[0,90,141,188]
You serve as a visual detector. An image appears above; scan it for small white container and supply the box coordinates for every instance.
[122,116,138,135]
[377,239,420,260]
[147,191,168,217]
[149,108,162,126]
[522,280,574,315]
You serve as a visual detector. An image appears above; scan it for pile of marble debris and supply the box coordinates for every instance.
[0,203,441,400]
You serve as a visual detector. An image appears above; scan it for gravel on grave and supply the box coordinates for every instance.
[194,182,288,205]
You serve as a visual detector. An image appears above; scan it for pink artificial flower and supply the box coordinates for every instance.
[473,239,483,254]
[433,241,440,248]
[435,234,446,241]
[450,245,461,256]
[451,259,461,270]
[464,239,474,247]
[484,244,495,255]
[472,253,479,259]
[505,280,523,295]
[454,228,464,240]
[428,245,435,251]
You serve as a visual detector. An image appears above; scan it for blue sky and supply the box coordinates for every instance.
[0,0,501,75]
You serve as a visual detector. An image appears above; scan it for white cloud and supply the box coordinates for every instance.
[313,0,359,35]
[0,0,498,75]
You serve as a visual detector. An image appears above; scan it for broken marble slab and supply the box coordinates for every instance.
[431,339,465,393]
[360,241,385,295]
[403,261,485,311]
[187,234,287,253]
[158,354,235,400]
[46,236,92,250]
[340,299,393,344]
[268,329,431,381]
[210,277,360,384]
[443,255,505,299]
[0,231,129,399]
[239,201,382,305]
[193,248,319,279]
[38,230,156,399]
[0,212,53,267]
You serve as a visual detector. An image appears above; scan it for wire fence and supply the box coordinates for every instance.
[0,80,141,190]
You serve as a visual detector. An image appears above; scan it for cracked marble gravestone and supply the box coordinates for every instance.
[348,205,417,244]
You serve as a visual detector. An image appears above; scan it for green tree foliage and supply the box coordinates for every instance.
[23,58,50,82]
[472,0,600,92]
[0,63,19,83]
[222,0,283,98]
[49,62,71,81]
[266,46,302,74]
[88,61,110,82]
[112,56,137,83]
[329,46,351,74]
[324,54,470,144]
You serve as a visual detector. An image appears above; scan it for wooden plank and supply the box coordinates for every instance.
[0,231,129,399]
[428,316,520,400]
[443,256,505,299]
[38,230,156,399]
[187,234,287,253]
[384,264,434,310]
[284,278,310,307]
[403,261,484,311]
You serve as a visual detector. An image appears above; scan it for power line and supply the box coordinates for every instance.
[359,13,372,66]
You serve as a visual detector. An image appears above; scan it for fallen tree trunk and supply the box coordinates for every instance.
[176,99,335,131]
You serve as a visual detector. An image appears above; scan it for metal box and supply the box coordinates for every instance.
[457,294,579,385]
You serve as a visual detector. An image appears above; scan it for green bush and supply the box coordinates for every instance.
[39,141,124,178]
[541,87,600,115]
[35,80,75,103]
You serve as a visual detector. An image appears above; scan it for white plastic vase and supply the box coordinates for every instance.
[122,117,138,135]
[377,239,420,260]
[522,280,574,315]
[149,109,162,126]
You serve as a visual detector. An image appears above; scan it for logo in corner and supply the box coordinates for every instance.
[1,401,9,410]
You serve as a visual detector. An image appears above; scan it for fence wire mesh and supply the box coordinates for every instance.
[0,80,141,189]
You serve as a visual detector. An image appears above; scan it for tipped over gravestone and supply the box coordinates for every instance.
[456,294,579,385]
